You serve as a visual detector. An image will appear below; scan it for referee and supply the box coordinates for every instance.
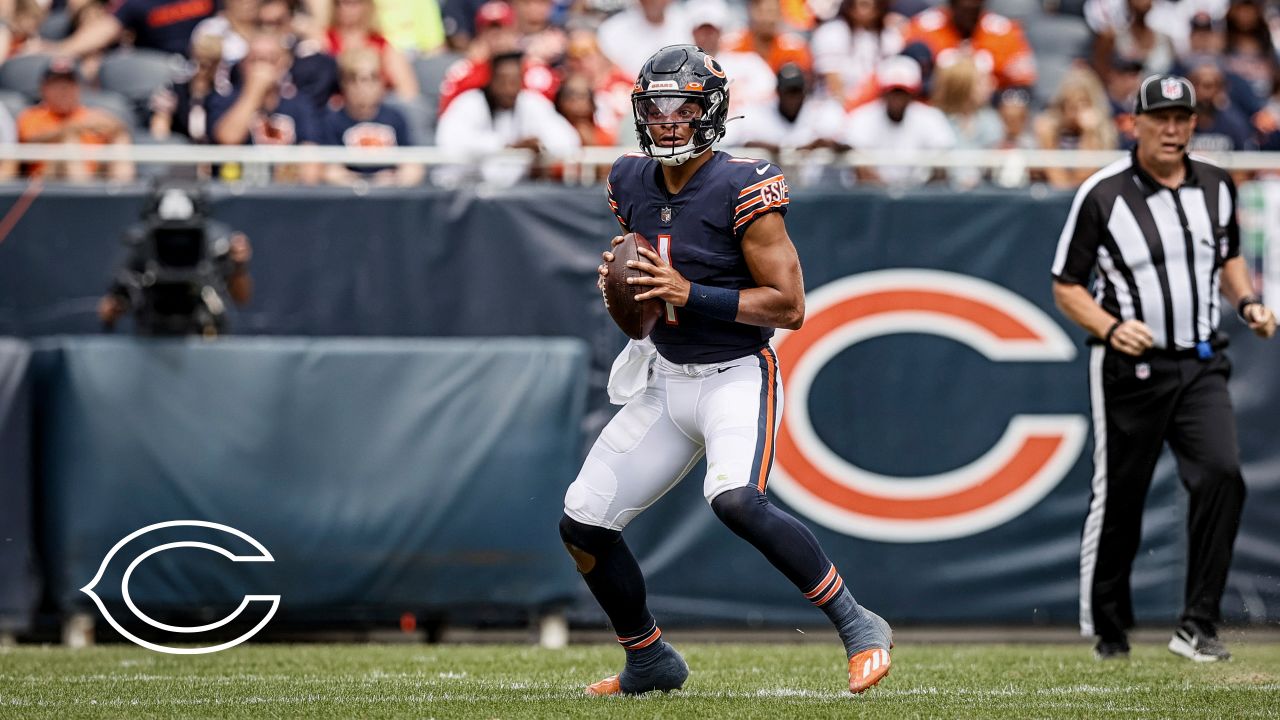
[1051,74,1276,662]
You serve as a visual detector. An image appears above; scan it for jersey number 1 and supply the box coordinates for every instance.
[657,234,678,325]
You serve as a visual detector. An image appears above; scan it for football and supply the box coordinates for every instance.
[602,233,663,340]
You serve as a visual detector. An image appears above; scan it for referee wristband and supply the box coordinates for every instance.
[1238,296,1262,321]
[684,283,740,322]
[1103,320,1121,347]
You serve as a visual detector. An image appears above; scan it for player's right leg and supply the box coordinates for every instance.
[560,383,702,696]
[696,348,892,694]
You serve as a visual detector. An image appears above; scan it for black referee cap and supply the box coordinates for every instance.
[1135,74,1196,115]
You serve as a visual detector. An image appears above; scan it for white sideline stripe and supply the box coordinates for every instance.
[1079,345,1108,637]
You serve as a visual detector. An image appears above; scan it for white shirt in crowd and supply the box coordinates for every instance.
[810,20,904,97]
[724,96,846,148]
[597,2,693,78]
[434,87,581,186]
[716,50,777,118]
[845,98,956,187]
[1083,0,1228,56]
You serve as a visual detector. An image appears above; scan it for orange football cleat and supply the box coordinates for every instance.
[847,646,891,694]
[585,674,622,696]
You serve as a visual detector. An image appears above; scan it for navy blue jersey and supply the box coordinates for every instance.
[320,105,411,175]
[607,150,791,364]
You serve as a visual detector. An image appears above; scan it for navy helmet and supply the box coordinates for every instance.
[632,45,731,166]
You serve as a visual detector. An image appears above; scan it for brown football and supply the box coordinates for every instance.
[602,232,664,340]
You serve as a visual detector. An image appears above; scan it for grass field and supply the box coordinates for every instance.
[2,641,1279,719]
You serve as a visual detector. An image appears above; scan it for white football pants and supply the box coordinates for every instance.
[564,346,783,531]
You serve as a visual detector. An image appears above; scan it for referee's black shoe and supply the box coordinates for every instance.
[1168,621,1231,662]
[1094,637,1130,660]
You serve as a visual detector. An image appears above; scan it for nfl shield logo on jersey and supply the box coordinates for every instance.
[660,206,673,224]
[1161,78,1184,99]
[1136,362,1151,380]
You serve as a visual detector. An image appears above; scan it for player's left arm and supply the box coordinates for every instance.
[734,212,804,329]
[631,211,804,330]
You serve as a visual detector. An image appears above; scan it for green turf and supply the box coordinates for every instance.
[2,642,1278,719]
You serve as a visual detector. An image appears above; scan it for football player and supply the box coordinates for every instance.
[559,44,893,697]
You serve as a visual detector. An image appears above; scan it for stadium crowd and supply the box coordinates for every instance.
[0,0,1277,187]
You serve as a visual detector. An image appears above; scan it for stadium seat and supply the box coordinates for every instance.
[100,50,186,125]
[1025,14,1092,104]
[413,51,462,118]
[0,54,53,100]
[383,95,434,146]
[986,0,1041,20]
[81,89,138,131]
[0,89,29,124]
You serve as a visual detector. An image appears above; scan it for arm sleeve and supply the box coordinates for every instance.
[1051,185,1103,285]
[606,161,628,231]
[733,166,790,240]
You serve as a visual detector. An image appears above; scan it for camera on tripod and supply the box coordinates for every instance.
[102,183,251,337]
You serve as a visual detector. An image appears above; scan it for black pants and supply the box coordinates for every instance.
[1080,346,1246,640]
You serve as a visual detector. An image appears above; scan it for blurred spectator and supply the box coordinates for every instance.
[191,0,259,65]
[1104,55,1143,147]
[255,0,341,112]
[994,86,1035,148]
[304,0,447,54]
[1252,75,1280,150]
[17,57,134,182]
[1187,59,1255,150]
[441,0,493,51]
[1033,65,1116,189]
[150,33,225,142]
[1,0,47,59]
[209,34,322,184]
[43,0,217,58]
[435,51,579,185]
[438,2,557,115]
[688,0,776,119]
[370,0,446,54]
[322,0,419,99]
[1222,0,1275,112]
[811,0,903,106]
[0,101,16,180]
[1084,0,1227,58]
[596,0,691,78]
[844,55,955,187]
[903,0,1036,91]
[512,0,566,65]
[1090,0,1176,80]
[321,47,423,186]
[1185,11,1225,57]
[555,71,614,146]
[930,56,1000,188]
[723,62,847,156]
[723,0,812,74]
[562,28,632,141]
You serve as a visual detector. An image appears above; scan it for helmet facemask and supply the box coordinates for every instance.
[633,91,726,166]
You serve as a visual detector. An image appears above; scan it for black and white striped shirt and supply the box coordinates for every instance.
[1052,150,1240,351]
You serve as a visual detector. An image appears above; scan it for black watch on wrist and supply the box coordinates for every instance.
[1238,296,1262,321]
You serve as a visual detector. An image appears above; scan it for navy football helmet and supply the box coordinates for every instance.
[632,45,730,166]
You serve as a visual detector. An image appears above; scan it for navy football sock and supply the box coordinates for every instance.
[558,515,657,645]
[710,488,891,657]
[710,487,830,587]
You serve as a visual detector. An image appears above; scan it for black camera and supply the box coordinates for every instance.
[112,184,242,337]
